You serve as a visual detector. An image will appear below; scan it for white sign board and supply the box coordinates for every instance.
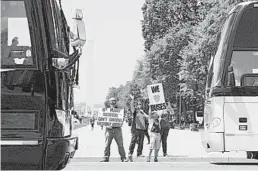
[147,83,166,112]
[97,108,124,127]
[253,69,258,73]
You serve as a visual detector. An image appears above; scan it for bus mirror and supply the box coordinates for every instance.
[228,65,234,72]
[70,9,86,48]
[228,72,236,87]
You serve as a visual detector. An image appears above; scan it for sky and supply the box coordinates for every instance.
[62,0,145,107]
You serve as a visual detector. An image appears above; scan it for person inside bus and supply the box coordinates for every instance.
[8,37,19,58]
[126,95,148,162]
[100,97,126,162]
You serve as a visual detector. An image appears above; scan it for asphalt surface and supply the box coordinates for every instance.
[63,122,258,170]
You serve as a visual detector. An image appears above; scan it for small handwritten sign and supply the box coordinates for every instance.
[97,108,124,127]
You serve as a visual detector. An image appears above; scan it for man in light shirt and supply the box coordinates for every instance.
[100,97,126,162]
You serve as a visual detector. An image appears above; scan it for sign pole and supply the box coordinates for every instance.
[179,87,182,129]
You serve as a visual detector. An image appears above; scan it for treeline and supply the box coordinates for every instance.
[105,0,251,113]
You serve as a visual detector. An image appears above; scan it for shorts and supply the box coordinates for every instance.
[149,132,161,150]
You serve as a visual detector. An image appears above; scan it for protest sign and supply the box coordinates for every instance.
[97,108,124,127]
[147,83,166,112]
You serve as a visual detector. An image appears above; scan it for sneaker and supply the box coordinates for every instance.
[163,153,168,157]
[126,155,133,162]
[137,154,145,157]
[146,157,150,162]
[100,158,109,162]
[154,157,158,162]
[121,157,126,162]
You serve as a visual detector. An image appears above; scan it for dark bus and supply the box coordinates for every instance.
[202,1,258,159]
[1,0,86,170]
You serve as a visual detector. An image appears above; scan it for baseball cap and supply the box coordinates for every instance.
[109,97,116,102]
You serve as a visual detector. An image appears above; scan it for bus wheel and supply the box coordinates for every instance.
[253,152,258,159]
[247,151,253,159]
[56,162,66,170]
[247,151,258,159]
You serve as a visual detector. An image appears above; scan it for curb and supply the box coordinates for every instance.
[71,157,258,163]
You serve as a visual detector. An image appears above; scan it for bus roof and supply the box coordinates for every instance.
[229,1,258,14]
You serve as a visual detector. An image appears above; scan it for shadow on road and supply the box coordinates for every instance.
[212,162,258,165]
[73,123,88,130]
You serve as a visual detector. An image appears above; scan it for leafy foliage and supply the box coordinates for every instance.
[105,0,253,113]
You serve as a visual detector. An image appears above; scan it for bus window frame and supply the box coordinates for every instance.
[205,56,214,98]
[213,12,237,88]
[1,0,38,69]
[48,0,69,59]
[222,4,258,87]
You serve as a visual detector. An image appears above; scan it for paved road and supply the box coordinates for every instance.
[71,122,246,158]
[63,123,258,170]
[64,160,258,170]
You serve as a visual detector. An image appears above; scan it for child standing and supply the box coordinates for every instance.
[147,112,161,162]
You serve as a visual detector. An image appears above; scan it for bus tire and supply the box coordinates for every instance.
[247,151,253,159]
[253,152,258,159]
[247,151,258,159]
[56,161,67,170]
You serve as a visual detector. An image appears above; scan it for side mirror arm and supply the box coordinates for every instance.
[228,72,236,88]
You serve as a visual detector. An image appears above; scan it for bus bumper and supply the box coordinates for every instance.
[1,143,44,170]
[202,132,224,152]
[45,136,78,170]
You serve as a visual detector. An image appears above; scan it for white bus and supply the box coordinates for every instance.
[202,1,258,159]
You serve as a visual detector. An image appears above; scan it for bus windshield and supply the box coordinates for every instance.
[234,6,258,48]
[231,51,258,86]
[1,0,35,68]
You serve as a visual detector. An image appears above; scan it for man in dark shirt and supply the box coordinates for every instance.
[127,95,148,162]
[100,97,126,162]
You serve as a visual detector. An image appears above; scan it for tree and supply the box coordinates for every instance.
[141,0,201,51]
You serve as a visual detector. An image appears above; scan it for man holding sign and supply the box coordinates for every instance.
[100,97,126,162]
[126,95,148,162]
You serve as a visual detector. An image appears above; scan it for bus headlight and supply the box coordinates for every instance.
[212,118,221,128]
[56,109,70,136]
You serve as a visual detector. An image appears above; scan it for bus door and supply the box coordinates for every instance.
[224,95,258,151]
[224,3,258,151]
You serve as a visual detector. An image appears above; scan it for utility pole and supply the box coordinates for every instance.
[178,74,182,129]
